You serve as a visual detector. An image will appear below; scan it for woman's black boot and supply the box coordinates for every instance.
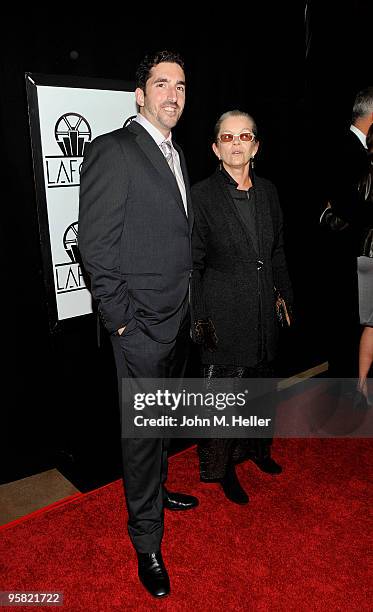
[220,465,249,505]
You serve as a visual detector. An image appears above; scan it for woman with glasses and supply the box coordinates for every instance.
[191,110,293,504]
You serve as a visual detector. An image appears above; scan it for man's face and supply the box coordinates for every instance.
[135,62,186,136]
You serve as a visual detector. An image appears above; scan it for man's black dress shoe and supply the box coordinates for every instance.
[220,465,249,505]
[163,488,199,510]
[137,551,170,598]
[250,456,282,475]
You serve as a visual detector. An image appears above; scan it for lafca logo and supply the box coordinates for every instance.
[45,113,92,188]
[55,113,91,157]
[55,222,86,294]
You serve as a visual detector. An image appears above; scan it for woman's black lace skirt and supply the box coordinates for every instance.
[198,362,274,481]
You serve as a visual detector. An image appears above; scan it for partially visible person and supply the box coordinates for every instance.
[356,122,373,406]
[191,110,293,505]
[320,86,373,377]
[321,86,373,225]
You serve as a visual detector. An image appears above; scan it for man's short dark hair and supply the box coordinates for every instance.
[135,50,185,91]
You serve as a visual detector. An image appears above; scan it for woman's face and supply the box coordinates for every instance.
[212,115,259,171]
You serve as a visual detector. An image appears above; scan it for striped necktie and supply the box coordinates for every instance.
[160,140,176,176]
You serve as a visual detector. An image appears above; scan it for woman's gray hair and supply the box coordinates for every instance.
[214,109,258,142]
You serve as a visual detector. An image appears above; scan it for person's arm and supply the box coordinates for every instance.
[191,187,209,321]
[78,135,134,335]
[270,184,293,309]
[191,186,218,349]
[327,143,371,227]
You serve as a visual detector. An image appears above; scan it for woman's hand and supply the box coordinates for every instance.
[193,318,218,351]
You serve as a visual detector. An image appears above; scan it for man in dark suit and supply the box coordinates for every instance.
[320,86,373,376]
[78,50,198,598]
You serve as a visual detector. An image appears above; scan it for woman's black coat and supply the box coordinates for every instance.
[191,168,293,367]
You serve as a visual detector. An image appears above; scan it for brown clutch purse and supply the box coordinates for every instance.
[275,291,292,328]
[193,318,218,351]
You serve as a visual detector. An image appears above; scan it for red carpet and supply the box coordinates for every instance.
[0,439,372,611]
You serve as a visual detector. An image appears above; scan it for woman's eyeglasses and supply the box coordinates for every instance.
[218,132,256,143]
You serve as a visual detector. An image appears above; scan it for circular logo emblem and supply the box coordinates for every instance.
[123,115,137,128]
[55,113,91,157]
[63,221,79,263]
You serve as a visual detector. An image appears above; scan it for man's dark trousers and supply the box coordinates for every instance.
[111,299,190,553]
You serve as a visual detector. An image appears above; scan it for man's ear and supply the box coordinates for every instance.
[135,87,145,107]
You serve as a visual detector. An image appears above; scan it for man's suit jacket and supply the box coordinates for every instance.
[321,129,373,262]
[328,130,368,226]
[321,129,367,376]
[78,121,193,343]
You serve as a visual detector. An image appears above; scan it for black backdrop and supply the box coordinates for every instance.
[1,3,372,487]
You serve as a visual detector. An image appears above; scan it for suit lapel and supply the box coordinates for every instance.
[127,122,187,219]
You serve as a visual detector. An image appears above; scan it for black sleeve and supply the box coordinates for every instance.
[191,184,210,321]
[327,143,372,227]
[269,184,294,308]
[78,134,135,334]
